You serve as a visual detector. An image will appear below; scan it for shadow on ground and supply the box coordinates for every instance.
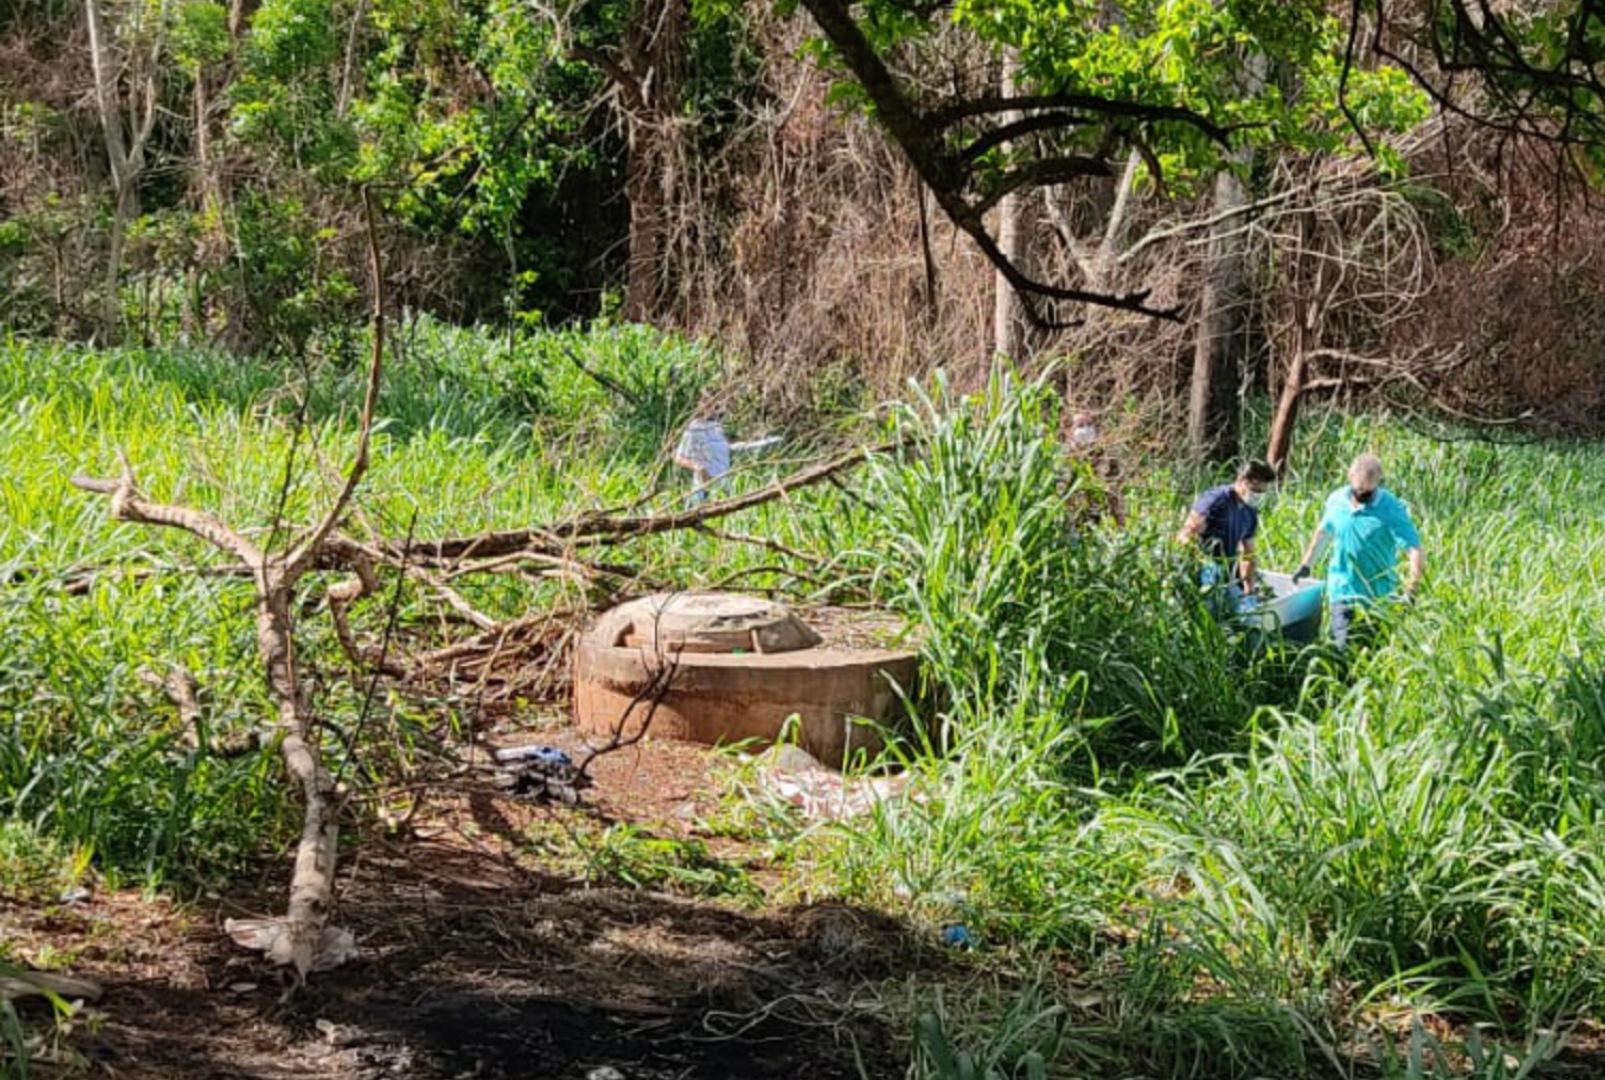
[67,838,925,1080]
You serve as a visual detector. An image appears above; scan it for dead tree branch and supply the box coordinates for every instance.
[68,189,392,984]
[288,192,386,573]
[792,0,1227,321]
[379,438,894,564]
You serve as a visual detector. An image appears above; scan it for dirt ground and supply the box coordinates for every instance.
[2,725,932,1079]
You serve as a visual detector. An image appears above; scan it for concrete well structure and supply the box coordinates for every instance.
[572,593,917,767]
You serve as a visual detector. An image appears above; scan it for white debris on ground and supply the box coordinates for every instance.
[223,917,357,971]
[758,745,914,822]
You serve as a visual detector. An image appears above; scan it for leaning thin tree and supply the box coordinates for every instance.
[71,192,389,981]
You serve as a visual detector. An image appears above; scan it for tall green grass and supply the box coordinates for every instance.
[813,370,1605,1076]
[10,329,1605,1077]
[0,326,851,892]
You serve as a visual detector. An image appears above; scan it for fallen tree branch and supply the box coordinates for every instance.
[387,439,895,563]
[9,561,256,595]
[409,565,497,631]
[328,551,399,676]
[0,972,103,1003]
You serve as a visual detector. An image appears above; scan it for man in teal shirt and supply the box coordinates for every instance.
[1293,453,1425,647]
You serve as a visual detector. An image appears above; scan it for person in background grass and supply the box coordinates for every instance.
[1293,452,1424,648]
[1066,410,1126,524]
[1069,411,1099,449]
[672,396,782,505]
[1177,459,1278,602]
[674,401,732,505]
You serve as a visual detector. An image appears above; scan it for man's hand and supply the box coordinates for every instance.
[1176,510,1207,547]
[1292,563,1311,584]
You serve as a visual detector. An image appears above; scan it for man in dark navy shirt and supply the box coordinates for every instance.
[1176,459,1277,593]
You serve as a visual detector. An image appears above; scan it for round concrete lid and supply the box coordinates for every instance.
[589,592,823,654]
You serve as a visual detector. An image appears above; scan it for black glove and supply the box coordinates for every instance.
[1292,563,1311,584]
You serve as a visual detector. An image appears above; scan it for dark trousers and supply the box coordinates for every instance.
[1329,601,1377,650]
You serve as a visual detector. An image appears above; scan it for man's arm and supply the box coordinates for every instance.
[1176,510,1207,546]
[1404,547,1424,595]
[1295,524,1330,581]
[1238,535,1257,591]
[1387,499,1423,596]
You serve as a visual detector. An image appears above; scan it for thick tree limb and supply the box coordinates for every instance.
[930,92,1228,138]
[972,156,1113,217]
[71,467,263,569]
[794,0,1192,320]
[958,111,1094,164]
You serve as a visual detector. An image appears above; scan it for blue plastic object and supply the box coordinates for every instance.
[494,744,574,769]
[941,924,974,948]
[1240,571,1325,643]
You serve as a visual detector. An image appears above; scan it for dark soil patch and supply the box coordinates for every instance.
[3,731,928,1079]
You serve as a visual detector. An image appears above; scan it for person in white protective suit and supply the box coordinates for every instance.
[672,401,781,504]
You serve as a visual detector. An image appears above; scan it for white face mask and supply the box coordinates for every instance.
[1242,489,1268,509]
[1071,426,1097,447]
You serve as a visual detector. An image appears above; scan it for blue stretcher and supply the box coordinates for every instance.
[1238,570,1325,643]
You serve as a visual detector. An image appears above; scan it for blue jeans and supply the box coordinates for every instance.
[1199,563,1245,619]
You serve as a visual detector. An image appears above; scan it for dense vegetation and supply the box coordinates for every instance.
[8,0,1605,447]
[8,0,1605,1074]
[6,327,1605,1076]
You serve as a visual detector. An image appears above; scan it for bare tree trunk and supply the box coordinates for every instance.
[624,135,668,322]
[86,0,161,341]
[257,585,340,977]
[336,0,370,118]
[1187,164,1249,462]
[1187,56,1265,463]
[85,0,130,197]
[618,0,687,324]
[992,52,1032,361]
[1265,203,1324,471]
[86,0,132,339]
[1265,340,1307,472]
[228,0,257,40]
[193,73,214,211]
[103,188,131,339]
